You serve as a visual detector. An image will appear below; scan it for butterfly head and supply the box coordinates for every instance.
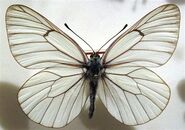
[90,53,100,62]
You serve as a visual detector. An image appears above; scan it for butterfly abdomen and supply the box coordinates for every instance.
[89,79,98,118]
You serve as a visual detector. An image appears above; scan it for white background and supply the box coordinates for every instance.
[0,0,185,130]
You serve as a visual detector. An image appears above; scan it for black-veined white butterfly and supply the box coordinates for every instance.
[5,4,180,128]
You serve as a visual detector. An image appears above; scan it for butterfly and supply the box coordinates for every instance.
[5,4,180,128]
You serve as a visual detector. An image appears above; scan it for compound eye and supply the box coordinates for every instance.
[90,54,93,58]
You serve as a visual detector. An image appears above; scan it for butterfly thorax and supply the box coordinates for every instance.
[86,53,102,79]
[85,53,103,118]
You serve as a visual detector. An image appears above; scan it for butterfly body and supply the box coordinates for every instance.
[85,53,103,118]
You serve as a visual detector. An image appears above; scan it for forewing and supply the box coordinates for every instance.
[98,67,170,125]
[6,5,87,69]
[18,65,88,128]
[102,4,180,67]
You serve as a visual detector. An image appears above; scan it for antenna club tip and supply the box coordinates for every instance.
[64,23,69,28]
[122,24,128,31]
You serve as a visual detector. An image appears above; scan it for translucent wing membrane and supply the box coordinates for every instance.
[98,4,179,125]
[98,67,170,125]
[6,5,87,69]
[18,66,88,127]
[6,5,89,128]
[102,4,180,67]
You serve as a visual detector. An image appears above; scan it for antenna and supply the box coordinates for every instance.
[97,24,128,52]
[64,23,95,53]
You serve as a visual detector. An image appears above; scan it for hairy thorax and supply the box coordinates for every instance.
[86,53,103,80]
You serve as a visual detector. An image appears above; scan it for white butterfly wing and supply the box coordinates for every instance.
[98,67,170,125]
[102,4,180,67]
[18,66,88,128]
[6,5,88,128]
[99,4,179,125]
[6,4,87,69]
